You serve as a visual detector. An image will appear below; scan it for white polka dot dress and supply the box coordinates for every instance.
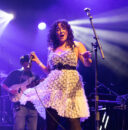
[20,49,90,120]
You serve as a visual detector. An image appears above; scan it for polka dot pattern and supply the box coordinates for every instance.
[20,49,90,120]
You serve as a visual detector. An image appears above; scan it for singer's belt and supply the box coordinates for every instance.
[52,63,76,70]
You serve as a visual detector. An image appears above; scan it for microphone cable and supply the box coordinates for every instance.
[34,86,65,130]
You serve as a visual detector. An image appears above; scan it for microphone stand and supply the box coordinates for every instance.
[85,8,105,130]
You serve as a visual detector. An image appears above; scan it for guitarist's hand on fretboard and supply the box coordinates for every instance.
[9,89,17,95]
[9,76,36,102]
[9,76,43,102]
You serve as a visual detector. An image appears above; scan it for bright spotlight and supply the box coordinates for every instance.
[69,7,128,77]
[3,13,14,21]
[0,10,15,36]
[0,10,14,21]
[38,22,46,30]
[8,13,14,20]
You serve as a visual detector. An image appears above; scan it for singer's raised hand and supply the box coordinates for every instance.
[30,52,40,64]
[80,51,92,67]
[30,52,49,74]
[81,51,92,59]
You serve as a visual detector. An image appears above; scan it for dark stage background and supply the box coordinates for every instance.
[0,0,128,130]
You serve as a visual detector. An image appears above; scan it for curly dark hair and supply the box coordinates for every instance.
[48,19,75,50]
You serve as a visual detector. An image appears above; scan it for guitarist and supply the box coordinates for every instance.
[2,54,39,130]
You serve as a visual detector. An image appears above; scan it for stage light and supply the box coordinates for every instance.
[38,22,46,30]
[0,10,14,36]
[0,10,14,21]
[69,7,128,77]
[7,13,14,21]
[69,7,128,25]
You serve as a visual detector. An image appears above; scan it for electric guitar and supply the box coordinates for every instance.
[9,76,35,102]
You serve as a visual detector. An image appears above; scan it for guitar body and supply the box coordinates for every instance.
[9,76,35,102]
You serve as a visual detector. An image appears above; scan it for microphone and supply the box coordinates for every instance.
[84,8,92,18]
[84,8,91,12]
[28,55,34,68]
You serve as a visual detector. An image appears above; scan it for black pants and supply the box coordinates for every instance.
[46,108,81,130]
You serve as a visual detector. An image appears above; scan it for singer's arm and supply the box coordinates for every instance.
[75,41,92,67]
[38,62,50,74]
[31,52,50,74]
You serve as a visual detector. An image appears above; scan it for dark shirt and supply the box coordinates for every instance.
[3,69,39,110]
[3,69,33,87]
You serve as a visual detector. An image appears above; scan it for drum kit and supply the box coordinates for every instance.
[88,82,128,130]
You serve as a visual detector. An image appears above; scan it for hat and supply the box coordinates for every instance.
[20,54,30,65]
